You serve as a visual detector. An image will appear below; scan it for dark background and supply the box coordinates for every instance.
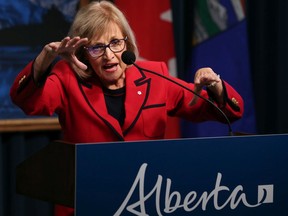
[247,1,288,134]
[1,0,288,215]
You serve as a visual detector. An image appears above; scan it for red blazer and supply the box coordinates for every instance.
[11,60,243,143]
[10,60,243,215]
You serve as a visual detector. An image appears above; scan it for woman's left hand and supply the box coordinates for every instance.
[189,67,223,105]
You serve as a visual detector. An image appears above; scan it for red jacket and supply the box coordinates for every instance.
[10,60,243,215]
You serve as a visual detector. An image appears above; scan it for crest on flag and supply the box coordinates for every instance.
[193,0,246,45]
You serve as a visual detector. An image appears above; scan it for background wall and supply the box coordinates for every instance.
[1,0,288,215]
[247,1,288,134]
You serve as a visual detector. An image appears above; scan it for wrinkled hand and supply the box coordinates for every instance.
[45,36,89,70]
[189,67,222,105]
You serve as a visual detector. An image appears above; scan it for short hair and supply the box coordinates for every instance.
[68,1,138,79]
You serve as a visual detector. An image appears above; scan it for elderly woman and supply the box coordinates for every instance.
[10,1,243,215]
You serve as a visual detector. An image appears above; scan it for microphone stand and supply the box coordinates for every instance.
[132,63,234,136]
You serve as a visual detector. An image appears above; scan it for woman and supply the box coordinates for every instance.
[10,1,243,215]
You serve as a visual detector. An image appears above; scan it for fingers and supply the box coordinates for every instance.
[47,36,88,54]
[206,74,220,88]
[194,67,221,87]
[59,36,88,50]
[44,42,60,57]
[60,36,71,47]
[43,37,88,71]
[53,36,88,70]
[76,37,89,47]
[189,67,222,106]
[72,55,88,71]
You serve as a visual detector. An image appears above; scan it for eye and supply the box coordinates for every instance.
[90,44,105,51]
[110,39,121,46]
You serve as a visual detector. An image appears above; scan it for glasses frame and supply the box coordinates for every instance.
[85,36,128,58]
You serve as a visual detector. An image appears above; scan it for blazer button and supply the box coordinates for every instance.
[231,97,239,105]
[18,75,26,85]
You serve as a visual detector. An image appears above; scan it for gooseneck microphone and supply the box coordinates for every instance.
[121,50,234,136]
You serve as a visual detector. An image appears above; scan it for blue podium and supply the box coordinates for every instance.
[17,134,288,215]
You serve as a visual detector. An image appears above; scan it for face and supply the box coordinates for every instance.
[86,22,127,89]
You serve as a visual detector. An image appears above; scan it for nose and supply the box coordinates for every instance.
[103,47,115,60]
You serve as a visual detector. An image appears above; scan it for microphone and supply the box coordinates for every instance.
[121,51,234,136]
[122,50,136,65]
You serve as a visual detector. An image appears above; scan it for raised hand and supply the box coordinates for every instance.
[47,36,89,70]
[189,67,223,106]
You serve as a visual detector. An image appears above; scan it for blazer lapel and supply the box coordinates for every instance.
[78,78,124,140]
[122,65,151,135]
[77,64,150,138]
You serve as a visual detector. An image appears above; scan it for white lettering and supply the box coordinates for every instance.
[114,163,273,215]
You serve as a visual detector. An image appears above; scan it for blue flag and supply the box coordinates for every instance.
[184,0,256,137]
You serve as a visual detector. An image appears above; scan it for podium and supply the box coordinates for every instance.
[17,134,288,215]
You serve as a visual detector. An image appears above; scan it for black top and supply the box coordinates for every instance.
[103,86,126,126]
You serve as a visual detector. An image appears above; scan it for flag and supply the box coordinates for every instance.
[184,0,256,137]
[115,0,181,138]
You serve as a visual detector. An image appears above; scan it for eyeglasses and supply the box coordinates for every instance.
[85,36,128,58]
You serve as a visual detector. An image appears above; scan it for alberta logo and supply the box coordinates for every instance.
[114,163,274,215]
[258,184,274,204]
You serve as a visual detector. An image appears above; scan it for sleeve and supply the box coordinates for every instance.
[10,60,65,116]
[162,64,244,123]
[206,79,241,112]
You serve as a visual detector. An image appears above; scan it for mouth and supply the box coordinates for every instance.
[103,63,118,72]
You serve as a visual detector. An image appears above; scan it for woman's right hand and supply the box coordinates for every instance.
[34,37,88,82]
[46,36,89,70]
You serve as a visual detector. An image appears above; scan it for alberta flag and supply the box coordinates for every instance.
[184,0,256,137]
